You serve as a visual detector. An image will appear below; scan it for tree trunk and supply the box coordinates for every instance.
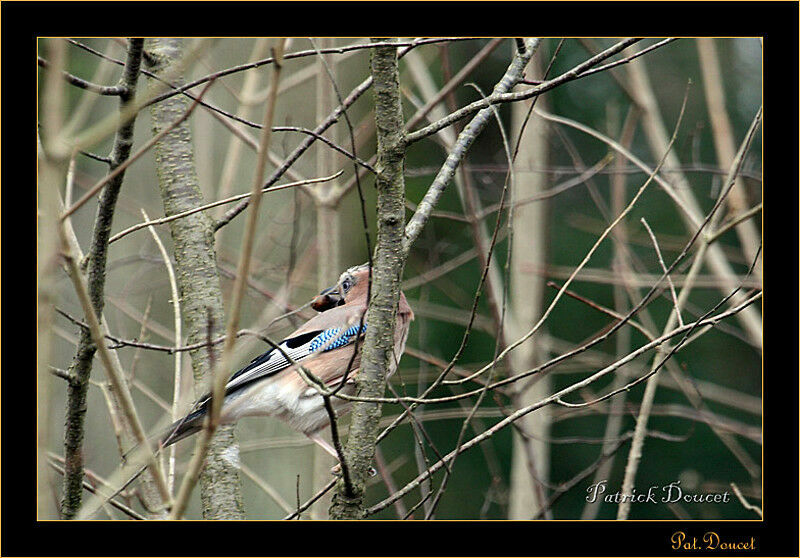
[59,38,148,519]
[507,58,550,519]
[329,39,407,519]
[147,38,245,520]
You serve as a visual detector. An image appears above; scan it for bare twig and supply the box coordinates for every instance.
[213,38,464,231]
[58,38,158,519]
[730,482,762,518]
[38,56,126,96]
[61,79,214,220]
[705,203,762,245]
[404,39,541,253]
[109,171,342,245]
[143,38,476,111]
[46,455,145,520]
[404,38,640,145]
[59,221,171,512]
[617,106,762,520]
[640,218,683,327]
[365,291,761,516]
[405,38,505,131]
[142,209,182,494]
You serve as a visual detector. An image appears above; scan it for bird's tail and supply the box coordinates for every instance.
[105,406,207,512]
[120,405,208,465]
[159,406,208,448]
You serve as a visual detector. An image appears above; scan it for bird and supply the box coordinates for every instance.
[159,264,414,461]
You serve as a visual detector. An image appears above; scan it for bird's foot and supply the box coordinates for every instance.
[330,463,377,477]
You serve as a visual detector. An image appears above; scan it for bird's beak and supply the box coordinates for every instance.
[311,286,344,312]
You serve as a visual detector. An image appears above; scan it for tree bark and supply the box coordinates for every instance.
[329,39,407,520]
[60,38,145,519]
[146,38,245,520]
[507,60,550,519]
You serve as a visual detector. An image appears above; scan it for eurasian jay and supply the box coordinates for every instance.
[160,264,414,460]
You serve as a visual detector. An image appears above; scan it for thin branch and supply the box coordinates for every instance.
[730,483,762,518]
[705,203,762,245]
[617,105,762,520]
[365,290,761,516]
[109,171,342,244]
[544,281,654,340]
[405,38,505,131]
[535,108,700,228]
[325,291,762,409]
[329,37,407,519]
[448,88,688,388]
[38,56,126,96]
[142,38,476,112]
[321,39,507,204]
[419,76,518,518]
[403,39,541,253]
[306,37,373,503]
[640,218,683,327]
[587,287,762,413]
[61,79,214,220]
[46,455,145,520]
[142,209,182,494]
[214,73,372,230]
[284,479,337,520]
[273,126,377,174]
[58,38,156,519]
[78,149,113,165]
[531,437,631,520]
[212,38,461,231]
[59,220,171,509]
[55,306,287,354]
[240,464,294,514]
[577,38,679,79]
[404,38,641,145]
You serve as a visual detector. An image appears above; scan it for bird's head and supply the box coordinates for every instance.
[311,264,371,312]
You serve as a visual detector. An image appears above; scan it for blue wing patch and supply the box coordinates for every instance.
[310,322,367,353]
[167,321,369,442]
[211,322,367,400]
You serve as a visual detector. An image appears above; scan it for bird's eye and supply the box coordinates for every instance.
[341,278,352,292]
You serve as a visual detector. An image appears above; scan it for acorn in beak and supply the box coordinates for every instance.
[311,286,344,312]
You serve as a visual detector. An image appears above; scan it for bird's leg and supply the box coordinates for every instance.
[306,433,346,476]
[306,434,342,476]
[306,433,376,477]
[307,432,339,459]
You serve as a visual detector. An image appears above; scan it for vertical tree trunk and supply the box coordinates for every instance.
[507,60,550,519]
[60,38,146,519]
[147,38,245,520]
[329,39,407,520]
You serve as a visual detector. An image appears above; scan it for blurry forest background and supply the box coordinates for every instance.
[37,37,762,520]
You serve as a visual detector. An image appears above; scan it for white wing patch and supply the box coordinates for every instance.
[222,322,368,395]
